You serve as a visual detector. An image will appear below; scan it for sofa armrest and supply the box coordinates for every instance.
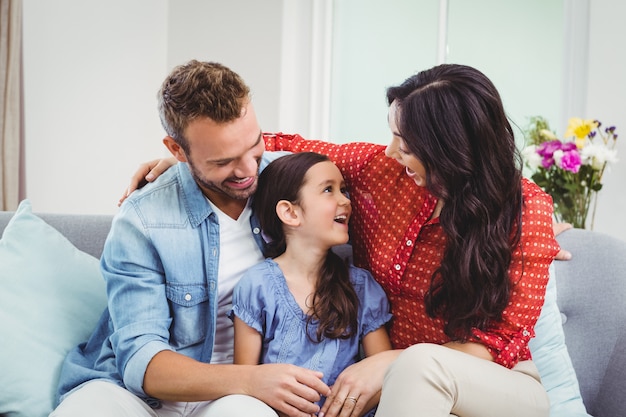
[554,228,626,416]
[594,328,626,417]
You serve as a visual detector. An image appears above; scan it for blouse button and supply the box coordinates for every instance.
[522,329,530,337]
[184,293,192,301]
[406,239,413,246]
[394,264,401,271]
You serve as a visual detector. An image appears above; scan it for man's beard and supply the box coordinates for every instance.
[188,162,258,201]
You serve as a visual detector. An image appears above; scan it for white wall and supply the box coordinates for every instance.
[21,0,291,215]
[330,0,439,143]
[21,0,626,242]
[165,0,284,134]
[329,0,565,145]
[22,0,169,215]
[585,0,626,235]
[445,0,564,139]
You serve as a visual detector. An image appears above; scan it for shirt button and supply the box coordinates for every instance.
[184,293,192,301]
[253,227,261,234]
[394,264,401,271]
[406,239,413,246]
[522,329,530,336]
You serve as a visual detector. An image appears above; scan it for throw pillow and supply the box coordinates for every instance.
[529,263,589,417]
[0,200,107,417]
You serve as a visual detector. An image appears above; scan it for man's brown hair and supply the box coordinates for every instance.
[157,60,250,153]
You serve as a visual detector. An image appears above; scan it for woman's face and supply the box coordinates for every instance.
[384,101,427,187]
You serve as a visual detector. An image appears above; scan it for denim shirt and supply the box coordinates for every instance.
[56,152,288,404]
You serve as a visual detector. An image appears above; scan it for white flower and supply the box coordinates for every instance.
[553,149,565,169]
[522,145,542,169]
[580,143,619,170]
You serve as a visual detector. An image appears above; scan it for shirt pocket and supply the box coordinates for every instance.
[165,283,210,348]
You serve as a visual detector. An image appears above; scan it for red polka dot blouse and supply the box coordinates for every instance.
[264,133,560,368]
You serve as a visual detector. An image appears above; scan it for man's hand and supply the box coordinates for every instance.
[144,352,329,416]
[247,364,331,417]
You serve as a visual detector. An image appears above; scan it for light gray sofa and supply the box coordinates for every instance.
[1,211,625,417]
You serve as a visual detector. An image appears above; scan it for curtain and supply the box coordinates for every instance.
[0,0,23,211]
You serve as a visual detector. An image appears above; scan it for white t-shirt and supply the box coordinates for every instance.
[208,199,264,364]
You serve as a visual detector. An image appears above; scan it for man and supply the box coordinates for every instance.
[51,60,330,417]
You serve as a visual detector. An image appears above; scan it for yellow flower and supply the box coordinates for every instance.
[565,118,599,148]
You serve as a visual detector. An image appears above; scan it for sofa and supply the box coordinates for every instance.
[1,199,626,417]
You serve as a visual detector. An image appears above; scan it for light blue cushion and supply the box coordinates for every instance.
[529,263,589,417]
[0,200,107,417]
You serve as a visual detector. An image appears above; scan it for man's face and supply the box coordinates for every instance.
[178,101,265,210]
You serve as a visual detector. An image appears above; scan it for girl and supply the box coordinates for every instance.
[229,152,392,417]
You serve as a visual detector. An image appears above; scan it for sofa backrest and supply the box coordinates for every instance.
[0,212,112,259]
[3,210,626,416]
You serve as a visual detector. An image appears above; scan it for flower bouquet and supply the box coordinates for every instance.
[522,116,618,229]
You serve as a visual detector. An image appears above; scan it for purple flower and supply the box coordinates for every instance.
[537,140,561,157]
[541,156,555,169]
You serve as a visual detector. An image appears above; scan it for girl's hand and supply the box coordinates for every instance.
[319,350,401,417]
[118,157,178,206]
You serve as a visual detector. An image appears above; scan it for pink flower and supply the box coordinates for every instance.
[537,140,577,169]
[558,149,582,173]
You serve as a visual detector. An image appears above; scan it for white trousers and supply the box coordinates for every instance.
[49,380,278,417]
[375,343,549,417]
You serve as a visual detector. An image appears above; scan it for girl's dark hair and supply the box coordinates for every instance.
[386,64,523,341]
[253,152,359,342]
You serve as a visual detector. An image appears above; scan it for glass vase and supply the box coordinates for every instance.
[551,190,595,229]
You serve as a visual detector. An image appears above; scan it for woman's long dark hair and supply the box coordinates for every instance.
[386,64,523,341]
[253,152,359,342]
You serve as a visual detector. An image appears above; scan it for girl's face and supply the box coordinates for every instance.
[294,161,352,247]
[385,101,427,188]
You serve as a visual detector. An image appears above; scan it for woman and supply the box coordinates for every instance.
[125,64,559,417]
[364,64,556,416]
[313,64,557,417]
